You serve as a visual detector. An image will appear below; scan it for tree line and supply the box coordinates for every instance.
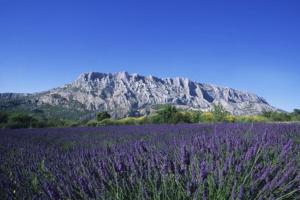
[1,105,300,128]
[87,105,300,126]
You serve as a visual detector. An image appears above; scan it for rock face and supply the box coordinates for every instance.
[7,71,275,118]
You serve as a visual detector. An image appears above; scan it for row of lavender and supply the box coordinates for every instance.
[0,123,300,199]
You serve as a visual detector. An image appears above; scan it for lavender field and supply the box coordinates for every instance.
[1,123,300,199]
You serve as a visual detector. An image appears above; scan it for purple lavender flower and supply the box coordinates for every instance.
[0,123,299,199]
[280,139,293,157]
[237,185,244,200]
[200,161,207,182]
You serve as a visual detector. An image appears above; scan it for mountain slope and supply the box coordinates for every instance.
[0,72,277,118]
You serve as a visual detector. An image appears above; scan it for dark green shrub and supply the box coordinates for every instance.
[157,105,177,123]
[293,109,300,116]
[150,106,201,124]
[172,112,193,123]
[149,114,161,124]
[31,120,48,128]
[8,113,37,128]
[98,119,117,125]
[5,121,28,129]
[292,115,300,121]
[87,120,99,127]
[190,111,202,123]
[96,112,111,121]
[200,112,214,122]
[212,104,230,122]
[46,119,74,127]
[262,111,272,118]
[0,112,8,124]
[291,109,300,121]
[272,112,291,121]
[263,111,292,122]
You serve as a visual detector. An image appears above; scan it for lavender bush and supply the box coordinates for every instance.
[0,123,300,199]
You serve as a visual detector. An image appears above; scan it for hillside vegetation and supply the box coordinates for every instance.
[1,105,299,129]
[88,105,300,126]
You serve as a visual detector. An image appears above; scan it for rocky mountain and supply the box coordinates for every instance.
[0,72,277,118]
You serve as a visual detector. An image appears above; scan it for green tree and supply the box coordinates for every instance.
[7,113,37,128]
[154,105,195,124]
[262,111,292,122]
[156,105,178,123]
[0,112,8,124]
[96,111,111,121]
[262,111,272,118]
[292,109,300,116]
[200,112,214,122]
[291,109,300,121]
[212,104,229,122]
[189,111,202,123]
[271,112,291,121]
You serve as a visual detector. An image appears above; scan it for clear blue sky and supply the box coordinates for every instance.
[0,0,299,111]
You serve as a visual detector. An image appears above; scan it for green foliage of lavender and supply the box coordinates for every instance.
[1,123,300,199]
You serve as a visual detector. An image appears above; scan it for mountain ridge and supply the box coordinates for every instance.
[0,71,277,118]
